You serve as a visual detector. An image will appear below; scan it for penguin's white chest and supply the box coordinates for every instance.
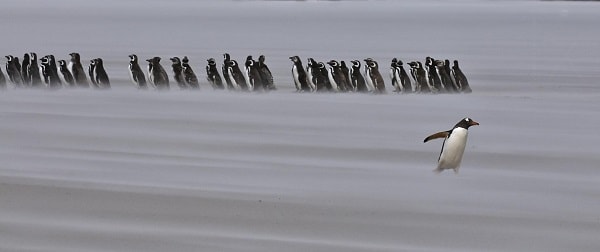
[438,128,469,171]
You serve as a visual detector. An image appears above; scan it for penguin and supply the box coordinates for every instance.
[170,57,186,89]
[424,117,479,174]
[88,59,97,87]
[244,55,264,91]
[390,58,402,93]
[92,58,110,89]
[435,59,458,93]
[340,61,353,91]
[397,60,413,93]
[227,59,248,91]
[364,58,386,94]
[289,56,310,92]
[40,55,62,88]
[425,57,442,93]
[28,53,42,87]
[327,60,346,92]
[128,54,147,89]
[146,57,170,89]
[222,53,234,90]
[363,58,375,92]
[5,55,23,86]
[350,60,368,93]
[318,61,334,92]
[257,55,275,90]
[68,52,89,87]
[444,59,459,92]
[0,67,6,88]
[206,58,224,89]
[306,58,318,91]
[452,60,472,93]
[408,61,430,93]
[21,53,31,86]
[181,56,199,89]
[58,60,75,86]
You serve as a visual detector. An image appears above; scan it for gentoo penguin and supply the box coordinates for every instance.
[257,55,275,90]
[326,60,346,92]
[21,53,31,86]
[28,53,42,87]
[227,59,248,91]
[88,59,97,87]
[289,56,310,92]
[146,57,170,89]
[40,55,62,88]
[181,56,199,89]
[170,57,186,89]
[222,53,234,90]
[5,55,23,86]
[68,52,88,87]
[92,58,110,88]
[244,55,264,91]
[408,61,430,93]
[364,58,386,94]
[58,60,75,86]
[452,60,472,93]
[128,54,147,89]
[424,117,479,174]
[425,57,442,92]
[206,58,224,89]
[340,61,353,91]
[435,59,458,93]
[350,60,368,93]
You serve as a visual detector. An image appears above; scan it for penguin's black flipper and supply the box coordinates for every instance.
[424,131,450,143]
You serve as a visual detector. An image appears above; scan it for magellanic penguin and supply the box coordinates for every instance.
[5,55,23,86]
[92,58,110,89]
[58,60,75,86]
[170,57,186,89]
[244,55,264,92]
[289,56,310,92]
[397,59,412,93]
[88,59,97,87]
[408,61,430,93]
[146,57,170,89]
[435,59,458,93]
[21,53,31,86]
[206,58,224,89]
[424,117,479,174]
[444,59,459,92]
[452,60,472,93]
[307,58,326,92]
[0,67,6,88]
[28,53,42,87]
[257,55,275,90]
[340,61,353,91]
[222,53,234,90]
[40,55,62,88]
[425,56,442,93]
[350,60,368,93]
[227,59,248,91]
[364,58,386,94]
[326,60,344,92]
[68,52,89,87]
[390,58,402,93]
[181,56,199,89]
[128,54,147,89]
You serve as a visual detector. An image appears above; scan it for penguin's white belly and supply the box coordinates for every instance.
[292,66,300,90]
[438,128,468,170]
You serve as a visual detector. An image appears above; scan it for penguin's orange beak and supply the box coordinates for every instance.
[470,120,480,126]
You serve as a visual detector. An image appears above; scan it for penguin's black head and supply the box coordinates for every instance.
[368,60,378,69]
[340,61,347,67]
[41,57,50,65]
[229,60,238,67]
[327,60,338,67]
[170,57,181,64]
[90,59,96,65]
[30,52,37,60]
[455,117,480,129]
[391,58,398,64]
[129,54,137,61]
[434,60,444,67]
[223,53,230,60]
[364,58,373,63]
[398,60,403,65]
[207,58,216,65]
[95,58,103,65]
[307,58,316,65]
[246,55,253,62]
[58,60,66,66]
[289,56,298,62]
[445,59,450,65]
[351,60,361,68]
[70,53,80,61]
[5,55,14,61]
[453,60,459,68]
[23,53,30,60]
[258,55,265,63]
[182,56,189,64]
